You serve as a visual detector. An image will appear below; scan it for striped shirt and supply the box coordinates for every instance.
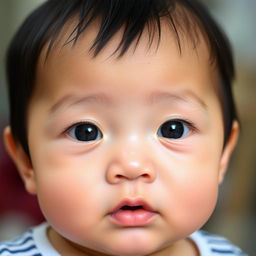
[189,230,248,255]
[0,222,248,255]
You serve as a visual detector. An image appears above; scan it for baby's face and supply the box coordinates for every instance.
[25,23,228,255]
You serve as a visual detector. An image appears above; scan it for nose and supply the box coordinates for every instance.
[106,150,156,184]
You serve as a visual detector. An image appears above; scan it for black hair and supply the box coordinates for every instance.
[6,0,237,156]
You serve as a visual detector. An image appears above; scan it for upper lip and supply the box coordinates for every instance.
[110,198,156,214]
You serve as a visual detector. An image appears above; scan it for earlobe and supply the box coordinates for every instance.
[3,126,37,194]
[218,121,240,184]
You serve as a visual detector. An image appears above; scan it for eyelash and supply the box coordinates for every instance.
[169,118,197,131]
[63,121,103,141]
[62,118,198,142]
[157,118,198,139]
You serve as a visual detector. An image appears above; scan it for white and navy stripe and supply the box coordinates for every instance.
[0,229,42,256]
[199,230,248,255]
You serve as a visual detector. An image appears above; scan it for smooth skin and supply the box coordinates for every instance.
[4,20,239,256]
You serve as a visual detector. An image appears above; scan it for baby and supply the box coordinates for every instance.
[1,0,248,255]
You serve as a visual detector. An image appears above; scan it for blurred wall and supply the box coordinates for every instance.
[0,0,46,240]
[0,0,46,118]
[0,0,255,255]
[201,1,256,256]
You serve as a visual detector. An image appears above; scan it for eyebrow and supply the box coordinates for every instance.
[49,93,112,114]
[147,90,208,110]
[49,89,207,115]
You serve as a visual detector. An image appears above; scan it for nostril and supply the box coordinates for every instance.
[106,163,156,184]
[115,173,149,181]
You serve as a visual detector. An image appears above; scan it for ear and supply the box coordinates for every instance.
[218,121,239,184]
[3,126,37,194]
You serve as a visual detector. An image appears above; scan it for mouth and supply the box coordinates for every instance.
[109,198,157,227]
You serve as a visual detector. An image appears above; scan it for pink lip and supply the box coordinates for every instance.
[109,198,157,226]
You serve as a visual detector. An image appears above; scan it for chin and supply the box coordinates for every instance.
[108,247,156,256]
[102,236,164,256]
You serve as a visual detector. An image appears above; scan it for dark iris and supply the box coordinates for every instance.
[72,123,101,141]
[158,120,186,139]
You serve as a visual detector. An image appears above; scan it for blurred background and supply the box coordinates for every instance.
[0,0,255,255]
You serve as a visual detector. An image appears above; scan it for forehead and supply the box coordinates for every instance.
[27,14,225,132]
[35,17,219,95]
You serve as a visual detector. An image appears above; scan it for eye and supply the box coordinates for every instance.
[157,120,191,139]
[67,122,103,142]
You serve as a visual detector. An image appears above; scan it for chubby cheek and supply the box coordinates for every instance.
[32,150,107,240]
[162,173,219,237]
[158,144,221,236]
[180,179,217,227]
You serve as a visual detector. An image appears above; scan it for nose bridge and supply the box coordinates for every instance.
[120,146,146,172]
[106,134,156,184]
[118,132,150,168]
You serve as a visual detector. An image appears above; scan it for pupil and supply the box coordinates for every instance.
[75,123,98,141]
[161,121,184,139]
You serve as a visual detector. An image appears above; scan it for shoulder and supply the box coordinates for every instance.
[189,230,248,256]
[0,227,41,256]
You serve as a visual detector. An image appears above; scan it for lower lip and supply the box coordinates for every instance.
[110,209,156,226]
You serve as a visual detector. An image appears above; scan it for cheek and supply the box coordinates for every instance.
[178,178,218,223]
[32,150,107,235]
[35,170,109,245]
[162,173,219,236]
[158,144,221,234]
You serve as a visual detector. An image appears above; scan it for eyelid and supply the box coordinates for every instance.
[62,119,102,134]
[66,122,103,143]
[162,117,198,132]
[157,117,199,140]
[61,120,103,143]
